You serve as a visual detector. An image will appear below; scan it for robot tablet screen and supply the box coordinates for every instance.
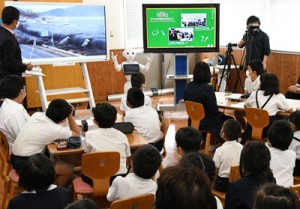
[123,64,140,75]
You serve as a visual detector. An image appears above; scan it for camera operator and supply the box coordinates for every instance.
[238,15,270,70]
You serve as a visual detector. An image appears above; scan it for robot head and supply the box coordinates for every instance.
[122,48,137,62]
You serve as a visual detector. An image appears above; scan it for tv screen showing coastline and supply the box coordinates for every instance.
[6,2,107,65]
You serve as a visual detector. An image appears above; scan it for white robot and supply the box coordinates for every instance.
[111,48,152,93]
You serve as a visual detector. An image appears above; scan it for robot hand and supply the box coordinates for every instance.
[111,52,118,61]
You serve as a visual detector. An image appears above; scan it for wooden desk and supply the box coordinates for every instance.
[215,92,300,117]
[47,109,148,157]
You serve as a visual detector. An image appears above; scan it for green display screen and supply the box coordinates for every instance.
[142,4,219,53]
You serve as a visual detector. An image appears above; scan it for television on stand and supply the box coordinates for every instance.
[142,4,220,53]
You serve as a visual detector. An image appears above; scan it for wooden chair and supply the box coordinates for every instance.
[294,176,300,185]
[72,152,120,200]
[290,184,300,199]
[245,107,270,141]
[0,131,20,209]
[212,165,240,206]
[161,118,170,158]
[110,193,155,209]
[184,101,212,154]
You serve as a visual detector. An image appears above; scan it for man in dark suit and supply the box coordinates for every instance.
[0,6,33,80]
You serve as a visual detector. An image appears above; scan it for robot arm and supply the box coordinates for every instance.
[111,52,122,72]
[139,53,153,72]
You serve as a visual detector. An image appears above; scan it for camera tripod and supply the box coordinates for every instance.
[240,30,261,71]
[218,43,243,93]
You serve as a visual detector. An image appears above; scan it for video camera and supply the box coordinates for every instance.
[246,25,259,35]
[226,42,238,48]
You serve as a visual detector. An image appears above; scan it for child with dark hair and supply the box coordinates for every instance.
[175,126,203,156]
[65,198,99,209]
[7,153,71,209]
[84,102,131,185]
[11,98,80,186]
[0,75,30,153]
[244,59,265,94]
[120,72,151,114]
[242,73,293,142]
[155,165,217,209]
[268,120,296,187]
[107,144,162,201]
[125,87,163,151]
[288,111,300,175]
[179,152,223,209]
[253,184,300,209]
[225,141,275,209]
[213,119,243,192]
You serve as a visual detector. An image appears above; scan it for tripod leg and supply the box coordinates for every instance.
[231,55,244,93]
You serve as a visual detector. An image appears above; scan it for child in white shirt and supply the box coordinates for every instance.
[107,144,161,201]
[213,119,243,192]
[268,120,296,187]
[288,111,300,175]
[124,87,163,151]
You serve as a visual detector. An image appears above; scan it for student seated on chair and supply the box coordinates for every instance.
[65,198,99,209]
[83,102,131,185]
[124,87,163,151]
[235,59,265,129]
[267,120,295,187]
[155,165,217,209]
[179,152,223,209]
[242,73,293,142]
[213,119,243,193]
[175,126,203,157]
[107,144,162,202]
[184,61,232,143]
[225,141,275,209]
[253,184,300,209]
[7,153,71,209]
[11,98,80,187]
[120,72,151,116]
[0,75,30,153]
[288,111,300,176]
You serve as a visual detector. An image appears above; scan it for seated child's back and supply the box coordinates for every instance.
[213,119,243,192]
[107,144,162,201]
[268,120,296,187]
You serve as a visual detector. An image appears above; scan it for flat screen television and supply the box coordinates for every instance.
[5,2,107,65]
[142,4,220,53]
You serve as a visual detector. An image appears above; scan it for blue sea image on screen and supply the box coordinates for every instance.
[13,4,107,61]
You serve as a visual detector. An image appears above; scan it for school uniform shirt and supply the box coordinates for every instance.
[244,75,260,93]
[215,196,224,209]
[213,141,243,178]
[0,98,30,153]
[269,147,296,187]
[85,128,131,175]
[288,130,300,160]
[244,90,292,116]
[12,112,72,157]
[7,184,71,209]
[106,173,157,202]
[124,106,163,143]
[120,93,152,112]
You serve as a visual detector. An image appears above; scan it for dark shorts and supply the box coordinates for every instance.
[213,176,229,192]
[149,139,163,152]
[10,154,30,174]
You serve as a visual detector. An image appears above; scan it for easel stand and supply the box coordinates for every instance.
[218,45,243,93]
[36,62,95,111]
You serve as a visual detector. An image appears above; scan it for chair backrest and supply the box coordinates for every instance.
[161,118,170,157]
[245,107,270,141]
[81,151,120,196]
[0,131,10,177]
[290,184,300,199]
[184,101,205,129]
[110,193,155,209]
[229,165,240,182]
